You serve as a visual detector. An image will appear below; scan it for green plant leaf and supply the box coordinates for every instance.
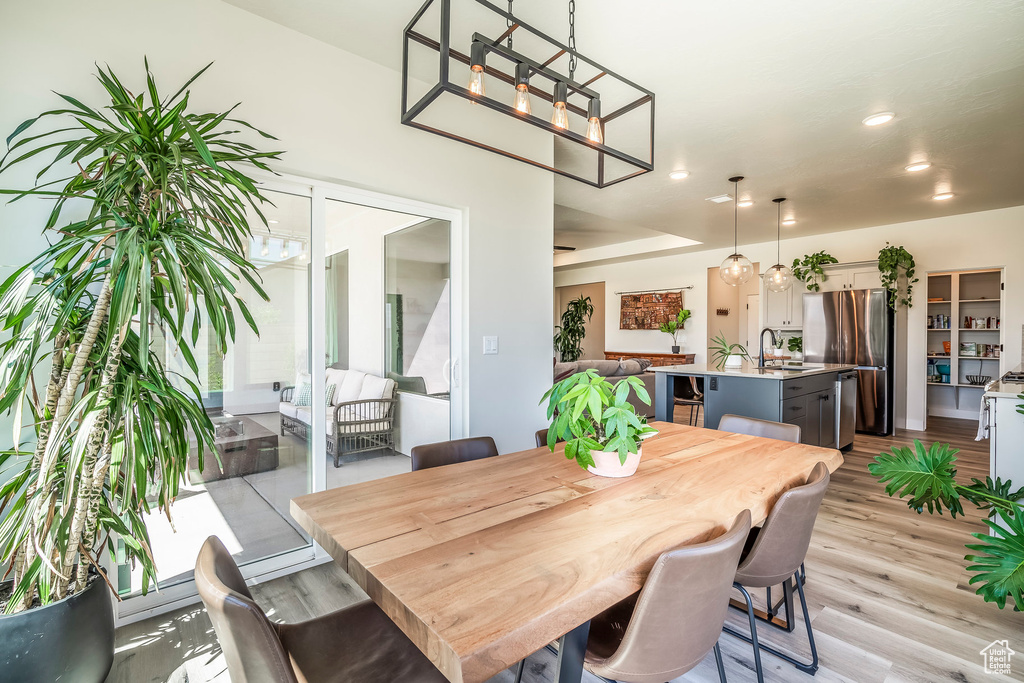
[965,512,1024,610]
[867,440,964,516]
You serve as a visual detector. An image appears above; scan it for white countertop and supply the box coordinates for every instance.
[985,364,1024,399]
[651,362,857,380]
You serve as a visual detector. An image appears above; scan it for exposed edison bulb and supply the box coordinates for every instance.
[586,117,603,144]
[516,86,532,115]
[720,253,754,286]
[280,247,289,259]
[260,239,269,257]
[765,264,794,292]
[468,65,485,97]
[551,102,569,129]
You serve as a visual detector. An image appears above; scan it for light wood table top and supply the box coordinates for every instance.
[291,421,844,683]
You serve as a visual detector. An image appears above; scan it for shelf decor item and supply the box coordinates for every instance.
[869,440,1024,610]
[402,0,654,188]
[710,331,751,370]
[0,61,279,681]
[764,198,795,292]
[791,251,839,292]
[658,308,691,354]
[719,176,754,286]
[540,370,656,477]
[553,294,594,362]
[878,243,919,309]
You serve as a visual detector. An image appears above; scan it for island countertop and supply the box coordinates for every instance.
[651,361,858,379]
[984,364,1023,399]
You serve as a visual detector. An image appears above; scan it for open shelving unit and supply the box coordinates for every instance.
[926,269,1004,419]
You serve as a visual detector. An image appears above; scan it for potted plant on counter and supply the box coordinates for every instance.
[0,62,278,682]
[788,335,803,361]
[710,331,751,369]
[540,370,657,478]
[659,308,691,354]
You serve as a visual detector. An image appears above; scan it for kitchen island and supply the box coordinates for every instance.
[653,362,858,448]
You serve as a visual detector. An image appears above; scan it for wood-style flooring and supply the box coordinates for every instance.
[107,416,1024,683]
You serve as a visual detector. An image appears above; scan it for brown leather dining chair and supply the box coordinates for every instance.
[535,428,549,448]
[195,536,447,683]
[410,436,498,471]
[725,462,830,683]
[581,509,753,683]
[718,414,802,443]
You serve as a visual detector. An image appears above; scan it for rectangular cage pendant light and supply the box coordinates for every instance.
[402,0,655,188]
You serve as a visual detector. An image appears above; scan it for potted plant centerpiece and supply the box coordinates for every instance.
[659,308,691,354]
[0,62,279,682]
[540,370,657,477]
[710,331,751,369]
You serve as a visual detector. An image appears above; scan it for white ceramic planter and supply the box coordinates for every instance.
[587,445,643,478]
[724,354,744,368]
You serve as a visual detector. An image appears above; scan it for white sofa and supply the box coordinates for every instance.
[280,368,397,467]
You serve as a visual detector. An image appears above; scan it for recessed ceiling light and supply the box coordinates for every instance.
[737,200,754,208]
[706,194,733,203]
[862,111,895,126]
[932,192,955,201]
[905,161,931,172]
[269,219,280,224]
[669,170,689,180]
[782,219,796,226]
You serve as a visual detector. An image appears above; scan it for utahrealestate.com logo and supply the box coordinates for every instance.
[980,640,1015,675]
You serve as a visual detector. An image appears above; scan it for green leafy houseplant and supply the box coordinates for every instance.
[658,308,691,348]
[553,295,594,363]
[709,331,750,370]
[791,251,839,292]
[787,335,803,354]
[877,243,919,309]
[0,62,279,612]
[868,440,1024,609]
[540,370,656,470]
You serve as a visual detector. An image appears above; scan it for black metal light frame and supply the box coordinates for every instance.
[401,0,655,188]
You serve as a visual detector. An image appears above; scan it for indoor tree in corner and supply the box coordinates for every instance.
[0,61,279,681]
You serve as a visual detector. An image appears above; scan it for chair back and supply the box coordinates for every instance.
[410,436,499,471]
[195,536,298,683]
[594,510,752,682]
[736,462,830,587]
[719,414,801,443]
[535,428,548,448]
[672,376,702,400]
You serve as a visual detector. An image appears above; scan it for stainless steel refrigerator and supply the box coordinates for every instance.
[803,289,894,435]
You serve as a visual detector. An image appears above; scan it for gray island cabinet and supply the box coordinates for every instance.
[652,363,857,448]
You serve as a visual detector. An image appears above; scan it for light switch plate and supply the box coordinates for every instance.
[483,336,499,355]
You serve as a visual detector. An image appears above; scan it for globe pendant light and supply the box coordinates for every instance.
[765,197,794,292]
[720,176,754,286]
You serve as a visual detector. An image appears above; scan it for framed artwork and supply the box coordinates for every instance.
[620,291,683,330]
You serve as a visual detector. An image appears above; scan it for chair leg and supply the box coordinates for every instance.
[714,641,728,682]
[696,403,702,427]
[725,575,819,677]
[723,583,764,683]
[513,659,525,683]
[794,570,819,674]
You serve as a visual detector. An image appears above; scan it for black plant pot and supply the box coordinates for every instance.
[671,345,680,354]
[0,573,114,682]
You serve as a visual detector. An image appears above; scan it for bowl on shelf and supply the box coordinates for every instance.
[965,375,991,386]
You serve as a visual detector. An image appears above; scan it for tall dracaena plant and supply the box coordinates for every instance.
[0,61,280,612]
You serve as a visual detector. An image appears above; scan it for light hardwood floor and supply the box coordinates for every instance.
[108,416,1023,683]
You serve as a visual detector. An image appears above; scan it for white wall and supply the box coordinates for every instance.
[554,205,1024,431]
[0,0,554,453]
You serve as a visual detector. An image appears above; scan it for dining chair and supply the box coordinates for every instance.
[410,436,499,471]
[580,509,752,683]
[724,461,830,683]
[195,536,447,683]
[673,376,704,426]
[718,414,801,443]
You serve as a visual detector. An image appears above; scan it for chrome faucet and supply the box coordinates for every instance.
[759,328,779,368]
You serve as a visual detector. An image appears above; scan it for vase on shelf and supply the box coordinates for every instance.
[671,345,680,354]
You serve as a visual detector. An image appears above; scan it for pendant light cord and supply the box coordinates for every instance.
[733,178,739,254]
[777,199,782,263]
[568,0,577,80]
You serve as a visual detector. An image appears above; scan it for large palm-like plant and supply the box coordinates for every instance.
[0,61,279,612]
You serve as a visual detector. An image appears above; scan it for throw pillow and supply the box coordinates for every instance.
[325,383,337,405]
[293,382,312,406]
[635,358,653,372]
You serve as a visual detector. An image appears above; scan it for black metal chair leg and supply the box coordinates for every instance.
[723,583,765,683]
[794,569,819,674]
[513,659,525,683]
[714,641,728,682]
[726,574,819,677]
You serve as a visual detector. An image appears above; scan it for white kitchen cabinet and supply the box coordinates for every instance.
[987,385,1024,492]
[763,280,803,328]
[820,264,882,291]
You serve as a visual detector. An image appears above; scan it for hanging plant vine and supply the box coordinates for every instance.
[878,243,919,309]
[791,251,839,292]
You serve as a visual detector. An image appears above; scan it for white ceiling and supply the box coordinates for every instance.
[225,0,1024,257]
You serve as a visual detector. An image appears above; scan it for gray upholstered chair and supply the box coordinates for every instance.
[195,536,446,683]
[725,462,830,682]
[535,428,548,448]
[581,510,753,683]
[410,436,498,471]
[718,414,801,443]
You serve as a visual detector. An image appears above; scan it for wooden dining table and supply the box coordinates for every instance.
[290,421,844,683]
